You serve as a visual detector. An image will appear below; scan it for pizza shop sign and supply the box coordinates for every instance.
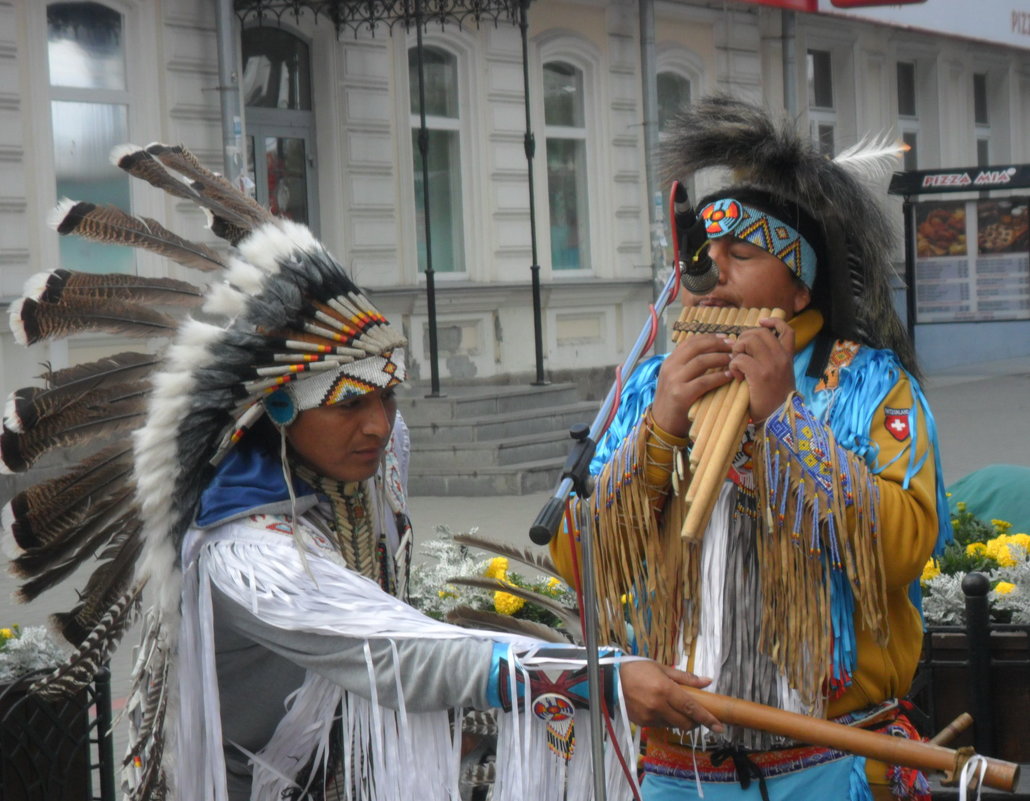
[921,168,1019,189]
[890,164,1030,197]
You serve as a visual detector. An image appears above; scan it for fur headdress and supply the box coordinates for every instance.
[2,143,406,794]
[661,94,917,377]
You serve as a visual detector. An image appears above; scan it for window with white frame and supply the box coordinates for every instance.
[47,1,133,274]
[897,61,918,171]
[973,72,990,166]
[409,45,464,274]
[657,71,691,134]
[807,49,835,157]
[543,60,590,271]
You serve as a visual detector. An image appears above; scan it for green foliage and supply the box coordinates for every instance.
[501,570,576,629]
[949,502,995,547]
[934,540,999,576]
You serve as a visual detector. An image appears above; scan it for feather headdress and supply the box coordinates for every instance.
[661,94,917,377]
[3,142,407,797]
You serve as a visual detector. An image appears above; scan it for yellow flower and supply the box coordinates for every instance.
[992,519,1012,534]
[921,559,941,584]
[994,581,1017,596]
[965,542,988,558]
[985,535,1024,568]
[484,557,508,580]
[956,501,967,512]
[984,540,1012,567]
[494,590,525,616]
[437,587,457,599]
[0,628,12,639]
[1008,533,1030,555]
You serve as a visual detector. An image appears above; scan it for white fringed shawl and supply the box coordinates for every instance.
[176,518,636,801]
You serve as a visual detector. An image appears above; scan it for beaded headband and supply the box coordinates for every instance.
[699,197,818,289]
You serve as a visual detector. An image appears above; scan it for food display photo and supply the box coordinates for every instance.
[916,200,967,258]
[977,198,1030,255]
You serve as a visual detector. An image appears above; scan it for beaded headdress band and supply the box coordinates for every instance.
[699,197,818,289]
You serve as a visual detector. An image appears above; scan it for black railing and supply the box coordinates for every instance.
[909,573,1030,765]
[0,667,116,801]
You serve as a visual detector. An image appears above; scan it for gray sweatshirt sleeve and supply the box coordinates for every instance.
[211,583,495,711]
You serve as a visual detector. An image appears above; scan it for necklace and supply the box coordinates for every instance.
[292,464,388,588]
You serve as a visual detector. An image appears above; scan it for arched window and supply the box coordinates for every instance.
[47,1,132,273]
[409,45,464,274]
[242,27,317,227]
[543,60,589,271]
[657,71,691,134]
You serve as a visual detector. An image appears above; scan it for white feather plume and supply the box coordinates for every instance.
[222,256,266,297]
[203,282,247,319]
[833,132,907,183]
[234,220,327,282]
[1,501,20,558]
[46,198,79,231]
[3,390,23,433]
[8,297,29,346]
[20,272,54,302]
[109,143,144,167]
[132,318,220,620]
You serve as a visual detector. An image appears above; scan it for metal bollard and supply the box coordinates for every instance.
[94,665,117,801]
[961,571,996,757]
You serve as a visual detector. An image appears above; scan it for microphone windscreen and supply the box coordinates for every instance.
[681,264,719,295]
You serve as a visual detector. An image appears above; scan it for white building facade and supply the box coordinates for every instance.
[1,0,1028,396]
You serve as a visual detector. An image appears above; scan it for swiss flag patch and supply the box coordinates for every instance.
[884,407,911,442]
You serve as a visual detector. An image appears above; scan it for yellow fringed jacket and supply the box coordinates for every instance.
[551,310,941,784]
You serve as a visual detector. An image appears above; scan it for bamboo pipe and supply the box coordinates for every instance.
[685,306,751,479]
[683,688,1020,792]
[680,307,786,540]
[685,307,733,444]
[686,307,763,494]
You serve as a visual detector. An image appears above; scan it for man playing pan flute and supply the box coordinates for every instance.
[551,95,952,801]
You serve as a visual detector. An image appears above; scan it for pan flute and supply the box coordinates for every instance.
[670,305,787,540]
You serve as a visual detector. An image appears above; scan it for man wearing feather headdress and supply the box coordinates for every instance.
[550,95,952,800]
[2,142,723,801]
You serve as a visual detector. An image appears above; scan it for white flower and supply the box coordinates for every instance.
[0,626,67,683]
[407,525,490,619]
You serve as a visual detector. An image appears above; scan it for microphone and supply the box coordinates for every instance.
[672,183,719,295]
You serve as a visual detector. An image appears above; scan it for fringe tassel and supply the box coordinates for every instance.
[583,417,691,665]
[754,393,888,710]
